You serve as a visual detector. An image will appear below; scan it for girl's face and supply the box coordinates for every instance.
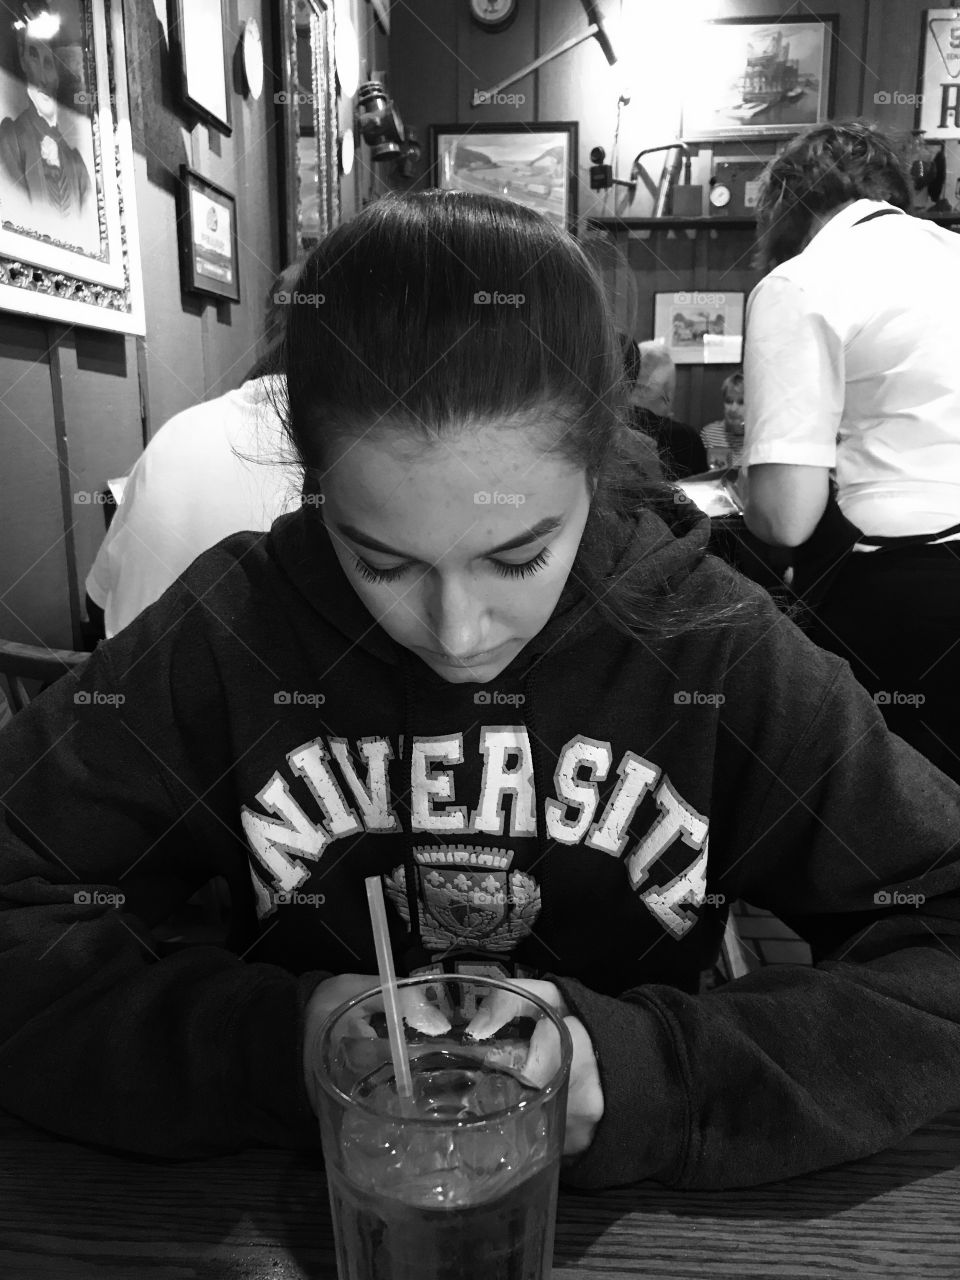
[723,392,744,432]
[321,419,593,684]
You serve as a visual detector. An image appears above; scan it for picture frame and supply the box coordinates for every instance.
[429,122,579,233]
[177,166,240,303]
[653,291,745,366]
[0,0,144,334]
[917,9,960,138]
[172,0,232,134]
[277,0,339,262]
[681,16,837,140]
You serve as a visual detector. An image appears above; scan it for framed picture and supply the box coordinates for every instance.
[430,122,579,232]
[918,9,960,138]
[0,0,144,334]
[653,291,745,366]
[681,16,837,140]
[172,0,232,134]
[277,0,339,262]
[177,167,240,302]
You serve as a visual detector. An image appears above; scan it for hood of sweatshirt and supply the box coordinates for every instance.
[261,485,713,977]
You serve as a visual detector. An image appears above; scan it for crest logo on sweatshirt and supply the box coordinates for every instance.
[383,845,541,954]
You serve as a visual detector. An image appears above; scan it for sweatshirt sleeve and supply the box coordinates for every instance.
[0,627,325,1157]
[555,623,960,1190]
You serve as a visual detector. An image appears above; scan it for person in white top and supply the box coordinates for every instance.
[741,121,960,783]
[85,375,303,638]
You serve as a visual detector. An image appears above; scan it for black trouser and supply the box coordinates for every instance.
[805,543,960,785]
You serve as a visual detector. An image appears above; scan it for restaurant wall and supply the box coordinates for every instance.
[389,0,949,428]
[0,0,388,651]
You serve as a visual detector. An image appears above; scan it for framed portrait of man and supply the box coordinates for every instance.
[0,0,145,334]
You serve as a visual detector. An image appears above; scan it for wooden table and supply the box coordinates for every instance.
[2,1107,959,1278]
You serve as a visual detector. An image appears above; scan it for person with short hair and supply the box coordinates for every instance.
[625,339,707,478]
[741,120,960,783]
[700,372,744,470]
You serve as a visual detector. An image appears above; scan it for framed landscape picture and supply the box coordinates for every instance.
[0,0,144,334]
[681,16,837,139]
[177,167,240,302]
[653,291,745,365]
[430,122,578,232]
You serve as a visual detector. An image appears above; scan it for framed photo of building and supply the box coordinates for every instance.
[172,0,231,133]
[177,167,240,302]
[653,291,745,365]
[429,122,579,232]
[0,0,144,334]
[681,16,837,140]
[918,9,960,137]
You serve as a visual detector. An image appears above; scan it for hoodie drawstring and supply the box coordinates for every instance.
[398,659,431,975]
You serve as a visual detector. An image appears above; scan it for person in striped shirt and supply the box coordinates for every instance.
[700,372,744,469]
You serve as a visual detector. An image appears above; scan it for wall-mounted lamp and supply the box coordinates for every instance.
[357,81,405,161]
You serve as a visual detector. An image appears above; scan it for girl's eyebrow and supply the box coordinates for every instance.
[336,515,564,560]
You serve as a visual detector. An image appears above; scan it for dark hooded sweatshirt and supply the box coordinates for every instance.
[2,498,960,1192]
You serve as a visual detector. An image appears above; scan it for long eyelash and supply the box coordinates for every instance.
[353,558,409,584]
[355,548,551,585]
[492,549,551,579]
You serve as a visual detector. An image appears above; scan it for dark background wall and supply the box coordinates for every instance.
[0,0,947,647]
[390,0,952,429]
[0,0,388,651]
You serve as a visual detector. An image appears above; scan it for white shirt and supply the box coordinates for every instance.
[743,200,960,537]
[86,377,303,637]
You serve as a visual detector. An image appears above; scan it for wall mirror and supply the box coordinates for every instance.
[279,0,340,262]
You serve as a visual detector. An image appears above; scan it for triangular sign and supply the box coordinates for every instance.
[930,17,960,80]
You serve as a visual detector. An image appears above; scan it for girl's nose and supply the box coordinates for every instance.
[425,576,484,658]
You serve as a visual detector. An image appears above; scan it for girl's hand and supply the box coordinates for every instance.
[464,978,604,1156]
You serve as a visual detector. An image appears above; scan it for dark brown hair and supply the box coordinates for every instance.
[754,121,912,270]
[276,191,756,638]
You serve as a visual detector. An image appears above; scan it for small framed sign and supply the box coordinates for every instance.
[653,290,745,365]
[177,167,240,302]
[173,0,232,133]
[918,9,960,137]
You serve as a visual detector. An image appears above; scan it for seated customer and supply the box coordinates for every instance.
[701,372,745,470]
[86,275,303,638]
[624,339,707,478]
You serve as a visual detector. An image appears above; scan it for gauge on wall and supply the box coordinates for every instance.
[469,0,518,32]
[708,180,732,211]
[241,19,264,101]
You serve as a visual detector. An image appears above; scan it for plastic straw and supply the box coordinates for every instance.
[365,875,414,1099]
